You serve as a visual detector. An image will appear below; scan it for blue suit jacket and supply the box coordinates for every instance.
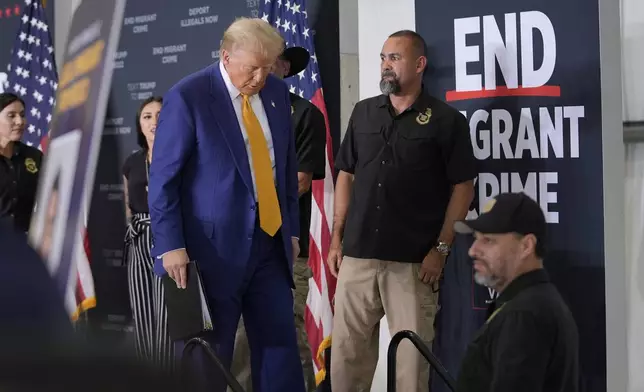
[148,63,299,291]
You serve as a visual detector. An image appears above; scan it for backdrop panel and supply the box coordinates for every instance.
[414,2,607,392]
[88,0,262,343]
[88,0,340,348]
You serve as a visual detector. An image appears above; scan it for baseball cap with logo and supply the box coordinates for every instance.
[454,192,547,256]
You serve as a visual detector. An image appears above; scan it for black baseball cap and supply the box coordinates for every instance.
[454,192,547,255]
[280,46,310,78]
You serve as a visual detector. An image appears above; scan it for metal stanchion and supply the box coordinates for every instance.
[387,330,456,392]
[181,337,246,392]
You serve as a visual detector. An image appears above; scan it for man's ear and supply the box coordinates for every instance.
[520,234,538,257]
[221,49,231,65]
[416,55,427,75]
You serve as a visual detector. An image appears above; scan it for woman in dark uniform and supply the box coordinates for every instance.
[122,96,173,371]
[0,93,42,233]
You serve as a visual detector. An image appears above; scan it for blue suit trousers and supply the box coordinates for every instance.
[177,223,305,392]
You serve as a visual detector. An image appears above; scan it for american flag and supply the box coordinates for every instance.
[261,0,337,386]
[3,0,56,151]
[5,0,96,321]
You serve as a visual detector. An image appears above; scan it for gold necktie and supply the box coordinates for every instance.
[241,94,282,236]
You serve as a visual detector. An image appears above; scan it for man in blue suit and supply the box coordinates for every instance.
[148,17,305,392]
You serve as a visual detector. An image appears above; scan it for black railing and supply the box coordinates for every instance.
[387,330,456,392]
[181,337,246,392]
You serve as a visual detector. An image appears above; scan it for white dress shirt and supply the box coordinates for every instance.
[219,61,276,200]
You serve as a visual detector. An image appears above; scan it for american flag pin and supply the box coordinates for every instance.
[271,101,275,107]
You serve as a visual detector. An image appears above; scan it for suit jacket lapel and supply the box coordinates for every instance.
[209,63,254,195]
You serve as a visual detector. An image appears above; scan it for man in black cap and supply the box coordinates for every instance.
[453,192,580,392]
[230,46,326,392]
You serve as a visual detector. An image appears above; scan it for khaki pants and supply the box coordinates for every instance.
[230,257,316,392]
[330,257,439,392]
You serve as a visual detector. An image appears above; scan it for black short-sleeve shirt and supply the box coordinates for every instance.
[456,269,580,392]
[122,150,150,214]
[290,93,326,257]
[0,142,43,232]
[335,91,477,262]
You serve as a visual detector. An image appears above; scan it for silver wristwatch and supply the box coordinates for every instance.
[436,241,451,257]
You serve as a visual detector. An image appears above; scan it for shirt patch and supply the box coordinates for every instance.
[416,108,432,125]
[25,157,38,174]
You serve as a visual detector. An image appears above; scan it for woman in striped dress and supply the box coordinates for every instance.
[122,96,173,371]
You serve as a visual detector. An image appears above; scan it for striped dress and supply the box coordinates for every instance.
[122,149,174,371]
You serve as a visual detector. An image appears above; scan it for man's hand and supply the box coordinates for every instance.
[419,249,446,285]
[327,239,343,278]
[163,249,190,289]
[292,237,300,262]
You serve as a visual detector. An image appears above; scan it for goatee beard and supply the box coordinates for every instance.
[380,78,401,95]
[474,272,501,289]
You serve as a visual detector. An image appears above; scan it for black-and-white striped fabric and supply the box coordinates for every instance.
[124,212,174,372]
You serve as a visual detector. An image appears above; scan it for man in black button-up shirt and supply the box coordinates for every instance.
[328,30,476,392]
[0,93,42,233]
[453,192,579,392]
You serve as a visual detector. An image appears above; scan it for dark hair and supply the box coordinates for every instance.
[135,96,163,150]
[0,92,26,113]
[389,30,427,58]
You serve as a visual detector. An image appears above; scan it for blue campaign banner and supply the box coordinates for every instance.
[415,2,606,391]
[89,0,340,345]
[0,0,54,93]
[88,0,262,339]
[28,0,125,315]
